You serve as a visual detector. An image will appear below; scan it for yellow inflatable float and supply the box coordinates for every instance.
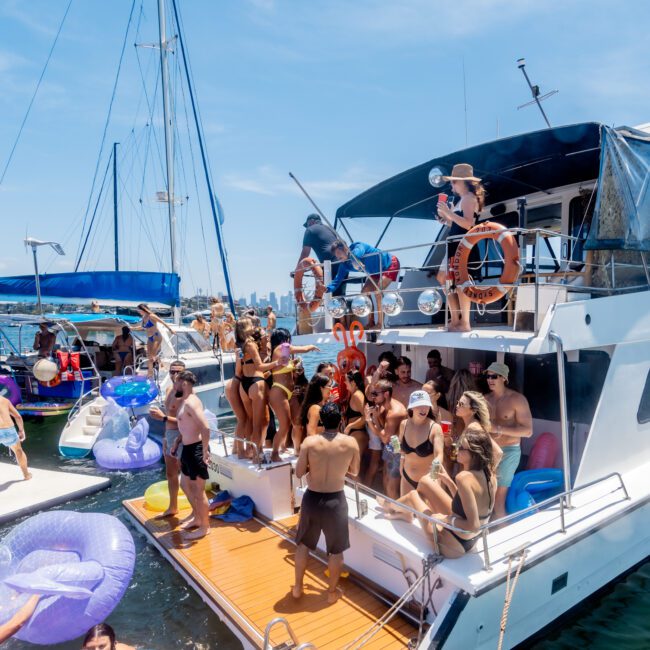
[144,480,191,512]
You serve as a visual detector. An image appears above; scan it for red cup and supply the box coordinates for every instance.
[438,193,448,204]
[441,420,452,435]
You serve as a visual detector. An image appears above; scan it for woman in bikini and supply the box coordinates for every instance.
[136,303,174,378]
[191,313,210,339]
[299,373,332,438]
[111,326,134,376]
[289,359,309,454]
[379,391,499,558]
[343,370,368,460]
[225,352,250,458]
[397,390,444,496]
[267,328,319,462]
[221,312,236,351]
[209,297,225,349]
[236,318,281,460]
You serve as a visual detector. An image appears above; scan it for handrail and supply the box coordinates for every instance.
[214,429,262,469]
[66,386,101,424]
[263,617,300,649]
[346,471,629,571]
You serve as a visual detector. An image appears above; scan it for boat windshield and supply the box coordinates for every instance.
[170,331,212,354]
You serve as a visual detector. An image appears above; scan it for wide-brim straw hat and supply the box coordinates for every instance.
[442,163,481,182]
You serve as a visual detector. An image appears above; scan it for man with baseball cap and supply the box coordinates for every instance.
[484,362,533,520]
[296,214,345,296]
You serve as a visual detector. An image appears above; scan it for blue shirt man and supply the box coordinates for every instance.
[326,242,393,293]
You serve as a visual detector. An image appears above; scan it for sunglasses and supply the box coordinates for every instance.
[456,400,469,408]
[370,390,382,397]
[169,369,182,376]
[486,374,501,380]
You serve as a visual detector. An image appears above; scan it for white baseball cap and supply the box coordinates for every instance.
[408,390,433,410]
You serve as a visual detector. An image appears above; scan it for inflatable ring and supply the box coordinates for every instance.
[0,375,21,405]
[294,257,325,312]
[144,479,191,512]
[100,375,158,408]
[451,221,520,305]
[0,510,135,645]
[93,418,162,470]
[505,468,563,516]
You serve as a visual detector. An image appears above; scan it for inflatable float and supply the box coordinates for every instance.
[0,375,20,405]
[100,375,158,408]
[144,480,191,512]
[16,401,73,417]
[506,468,564,516]
[0,510,135,645]
[94,417,161,470]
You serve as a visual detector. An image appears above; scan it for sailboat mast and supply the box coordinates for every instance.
[113,141,119,271]
[157,0,180,324]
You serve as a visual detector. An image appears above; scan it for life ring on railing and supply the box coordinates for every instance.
[294,257,325,312]
[451,221,520,305]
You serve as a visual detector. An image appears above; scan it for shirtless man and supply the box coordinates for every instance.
[0,395,30,480]
[33,322,56,358]
[149,359,186,519]
[294,402,359,604]
[170,370,211,540]
[391,356,423,408]
[265,305,277,332]
[484,362,533,519]
[365,379,407,499]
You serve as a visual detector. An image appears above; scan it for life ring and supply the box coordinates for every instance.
[451,221,520,304]
[294,257,325,312]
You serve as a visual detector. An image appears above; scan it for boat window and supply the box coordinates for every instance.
[169,333,196,355]
[186,331,212,352]
[223,362,235,380]
[191,363,221,386]
[637,370,650,424]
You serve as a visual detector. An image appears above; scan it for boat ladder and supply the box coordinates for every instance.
[263,617,316,650]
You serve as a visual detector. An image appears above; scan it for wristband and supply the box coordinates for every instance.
[163,416,168,423]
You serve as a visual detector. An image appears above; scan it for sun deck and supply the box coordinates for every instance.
[124,497,417,649]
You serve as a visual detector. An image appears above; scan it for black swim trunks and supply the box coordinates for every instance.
[180,441,209,480]
[295,489,349,555]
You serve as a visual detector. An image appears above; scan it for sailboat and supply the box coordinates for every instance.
[0,0,237,456]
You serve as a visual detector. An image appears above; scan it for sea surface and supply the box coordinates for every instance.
[1,318,648,649]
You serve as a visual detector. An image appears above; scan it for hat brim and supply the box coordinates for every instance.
[408,399,434,411]
[441,175,482,182]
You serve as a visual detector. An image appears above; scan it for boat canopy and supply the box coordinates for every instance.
[585,125,650,252]
[0,271,179,308]
[335,122,602,222]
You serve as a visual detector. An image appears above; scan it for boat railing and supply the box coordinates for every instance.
[345,470,629,571]
[212,429,263,469]
[66,386,101,424]
[263,616,313,649]
[293,227,650,334]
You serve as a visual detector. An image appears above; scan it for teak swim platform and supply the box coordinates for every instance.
[124,497,416,649]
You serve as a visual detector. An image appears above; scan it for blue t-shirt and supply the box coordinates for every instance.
[326,242,392,293]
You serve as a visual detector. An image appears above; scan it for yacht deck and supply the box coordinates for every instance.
[124,497,417,649]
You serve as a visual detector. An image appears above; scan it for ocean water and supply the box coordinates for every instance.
[1,319,648,648]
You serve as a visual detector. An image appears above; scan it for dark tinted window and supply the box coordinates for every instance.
[223,362,235,380]
[637,371,650,424]
[192,364,221,386]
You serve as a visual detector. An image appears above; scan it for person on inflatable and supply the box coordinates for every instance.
[484,362,533,519]
[326,240,401,330]
[0,395,30,480]
[435,164,486,332]
[82,623,135,650]
[149,359,187,519]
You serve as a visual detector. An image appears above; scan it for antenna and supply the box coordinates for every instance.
[516,58,557,128]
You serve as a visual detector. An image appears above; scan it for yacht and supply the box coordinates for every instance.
[124,123,650,645]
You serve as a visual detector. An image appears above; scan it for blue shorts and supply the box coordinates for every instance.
[382,445,401,479]
[497,444,521,488]
[0,426,19,447]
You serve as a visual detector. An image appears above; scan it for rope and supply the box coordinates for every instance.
[497,552,527,650]
[0,0,73,187]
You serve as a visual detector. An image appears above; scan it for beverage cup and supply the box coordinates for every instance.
[438,193,448,204]
[441,420,452,435]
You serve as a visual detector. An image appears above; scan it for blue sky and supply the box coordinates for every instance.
[1,0,649,301]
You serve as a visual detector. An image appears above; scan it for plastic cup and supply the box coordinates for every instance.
[438,193,448,204]
[441,420,452,435]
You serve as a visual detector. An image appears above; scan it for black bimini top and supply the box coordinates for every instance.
[335,122,602,222]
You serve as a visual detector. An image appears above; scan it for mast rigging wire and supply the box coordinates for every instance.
[0,0,73,187]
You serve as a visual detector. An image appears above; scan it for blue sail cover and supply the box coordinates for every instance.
[0,271,180,307]
[585,125,650,252]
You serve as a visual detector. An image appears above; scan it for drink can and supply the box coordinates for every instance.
[390,435,401,453]
[430,458,441,480]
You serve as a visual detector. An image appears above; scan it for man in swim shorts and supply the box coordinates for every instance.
[33,322,56,358]
[0,395,31,480]
[149,359,186,519]
[294,402,359,604]
[484,362,533,519]
[171,370,211,540]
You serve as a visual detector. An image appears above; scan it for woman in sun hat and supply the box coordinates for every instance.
[435,163,486,332]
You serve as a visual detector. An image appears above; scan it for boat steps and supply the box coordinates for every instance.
[82,425,100,436]
[90,404,105,416]
[86,414,102,426]
[123,497,417,649]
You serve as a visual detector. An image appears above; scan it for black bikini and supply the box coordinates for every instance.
[401,422,435,490]
[345,402,365,434]
[448,468,493,551]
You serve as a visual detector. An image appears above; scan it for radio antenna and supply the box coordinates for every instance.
[516,58,557,128]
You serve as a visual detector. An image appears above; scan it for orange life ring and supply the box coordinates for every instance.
[451,221,520,304]
[294,257,325,312]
